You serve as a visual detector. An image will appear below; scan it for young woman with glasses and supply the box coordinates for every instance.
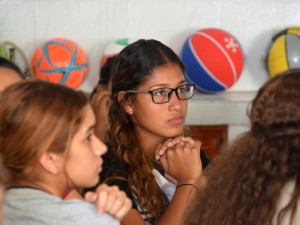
[94,39,204,225]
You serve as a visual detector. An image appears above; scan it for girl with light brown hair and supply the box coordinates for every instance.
[0,80,131,225]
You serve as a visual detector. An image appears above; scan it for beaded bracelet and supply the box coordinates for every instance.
[176,183,198,191]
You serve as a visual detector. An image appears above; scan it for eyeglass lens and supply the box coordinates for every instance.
[152,84,194,103]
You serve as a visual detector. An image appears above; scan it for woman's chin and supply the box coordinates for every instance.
[82,177,100,189]
[165,128,184,138]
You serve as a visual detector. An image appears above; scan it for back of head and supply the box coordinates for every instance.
[251,69,300,140]
[98,55,116,86]
[0,80,88,183]
[185,69,300,225]
[250,68,300,188]
[0,57,25,92]
[90,55,117,98]
[0,57,24,79]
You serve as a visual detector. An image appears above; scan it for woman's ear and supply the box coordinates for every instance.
[117,91,134,115]
[38,152,63,174]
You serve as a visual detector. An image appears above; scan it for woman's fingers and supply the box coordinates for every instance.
[84,184,132,220]
[155,136,199,160]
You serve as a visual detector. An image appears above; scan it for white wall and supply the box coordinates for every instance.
[1,0,299,139]
[1,0,299,92]
[186,91,254,141]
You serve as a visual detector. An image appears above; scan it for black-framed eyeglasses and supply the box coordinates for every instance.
[126,83,195,104]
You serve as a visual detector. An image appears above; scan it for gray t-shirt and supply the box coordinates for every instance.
[4,187,120,225]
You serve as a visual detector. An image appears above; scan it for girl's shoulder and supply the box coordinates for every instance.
[4,187,119,225]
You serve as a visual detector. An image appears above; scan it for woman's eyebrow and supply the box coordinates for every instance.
[149,80,187,89]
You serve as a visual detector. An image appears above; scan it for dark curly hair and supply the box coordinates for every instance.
[106,39,186,221]
[185,69,300,225]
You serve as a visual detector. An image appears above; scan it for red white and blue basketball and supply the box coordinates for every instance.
[31,38,88,89]
[181,28,244,93]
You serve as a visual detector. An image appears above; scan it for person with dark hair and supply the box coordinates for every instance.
[91,56,116,99]
[93,39,204,225]
[64,56,117,200]
[184,69,300,225]
[91,56,116,141]
[0,80,132,225]
[0,56,25,91]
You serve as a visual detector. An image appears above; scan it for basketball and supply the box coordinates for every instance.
[181,28,244,93]
[31,38,88,89]
[266,27,300,77]
[101,38,136,66]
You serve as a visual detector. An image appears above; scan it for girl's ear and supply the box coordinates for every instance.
[38,152,63,174]
[117,91,134,115]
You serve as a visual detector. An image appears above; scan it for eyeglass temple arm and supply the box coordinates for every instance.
[126,90,151,93]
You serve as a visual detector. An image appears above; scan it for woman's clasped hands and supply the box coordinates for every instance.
[154,136,203,185]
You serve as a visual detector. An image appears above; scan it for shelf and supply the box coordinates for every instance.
[190,91,257,103]
[186,91,256,126]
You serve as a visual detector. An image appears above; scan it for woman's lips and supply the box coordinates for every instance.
[168,117,183,125]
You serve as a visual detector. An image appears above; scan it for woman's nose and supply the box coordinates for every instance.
[94,136,107,156]
[168,90,182,110]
